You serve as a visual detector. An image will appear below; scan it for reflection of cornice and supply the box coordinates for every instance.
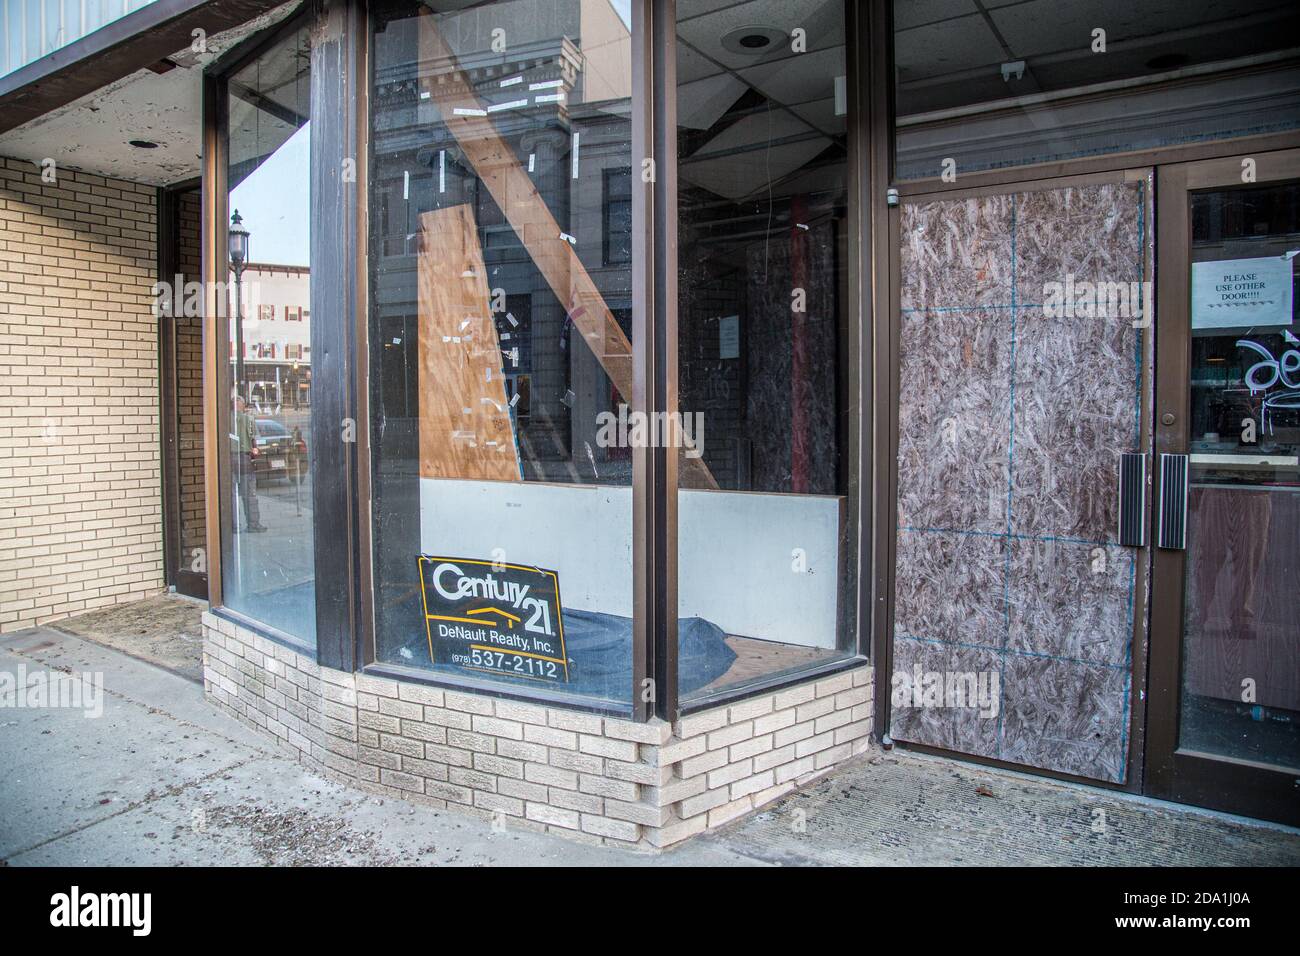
[373,98,626,160]
[374,37,581,98]
[242,262,311,276]
[518,127,571,153]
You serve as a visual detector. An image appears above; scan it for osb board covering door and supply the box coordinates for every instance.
[891,178,1152,783]
[417,205,521,481]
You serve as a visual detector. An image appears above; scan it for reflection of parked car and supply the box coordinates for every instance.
[253,418,308,484]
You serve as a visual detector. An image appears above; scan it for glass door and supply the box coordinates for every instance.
[1148,149,1300,825]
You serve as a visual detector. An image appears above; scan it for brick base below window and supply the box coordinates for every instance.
[202,611,873,849]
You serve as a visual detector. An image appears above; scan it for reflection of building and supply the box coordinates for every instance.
[371,3,632,481]
[229,263,313,408]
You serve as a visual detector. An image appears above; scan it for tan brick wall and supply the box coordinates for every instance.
[203,611,873,850]
[0,158,164,632]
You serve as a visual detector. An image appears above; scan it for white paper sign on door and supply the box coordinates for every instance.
[1191,255,1294,330]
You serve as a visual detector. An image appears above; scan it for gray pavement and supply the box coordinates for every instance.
[0,626,753,866]
[2,602,1298,866]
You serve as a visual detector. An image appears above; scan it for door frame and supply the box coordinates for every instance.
[158,179,208,601]
[872,130,1299,753]
[1145,147,1300,826]
[879,166,1156,792]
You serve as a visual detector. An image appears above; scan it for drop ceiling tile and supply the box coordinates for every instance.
[737,44,844,109]
[677,0,845,73]
[678,0,745,21]
[677,40,727,84]
[894,0,979,32]
[989,0,1292,61]
[894,12,1006,84]
[680,136,830,200]
[787,96,844,135]
[690,107,815,157]
[677,72,750,129]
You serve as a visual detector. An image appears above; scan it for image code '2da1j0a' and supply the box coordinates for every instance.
[417,556,569,683]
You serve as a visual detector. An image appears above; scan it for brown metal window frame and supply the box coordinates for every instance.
[199,0,876,721]
[357,0,875,721]
[662,0,874,720]
[353,0,660,719]
[358,0,875,721]
[201,5,321,661]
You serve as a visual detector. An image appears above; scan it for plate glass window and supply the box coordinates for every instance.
[221,23,316,644]
[368,0,640,710]
[675,0,859,702]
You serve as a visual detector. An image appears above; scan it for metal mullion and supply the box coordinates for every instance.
[630,0,655,723]
[867,0,898,742]
[157,186,181,592]
[309,0,362,672]
[353,0,375,673]
[201,71,228,609]
[653,0,680,724]
[631,0,680,724]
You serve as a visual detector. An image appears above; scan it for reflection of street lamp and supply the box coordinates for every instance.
[228,210,250,397]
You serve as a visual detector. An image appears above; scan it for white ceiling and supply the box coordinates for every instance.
[676,0,845,201]
[4,0,1291,191]
[895,0,1300,114]
[0,2,301,187]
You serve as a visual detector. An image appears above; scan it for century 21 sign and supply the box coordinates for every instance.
[417,556,570,683]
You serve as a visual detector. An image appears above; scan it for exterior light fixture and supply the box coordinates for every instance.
[229,210,251,396]
[229,209,250,269]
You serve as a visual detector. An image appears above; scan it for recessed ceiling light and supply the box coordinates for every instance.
[721,27,787,56]
[128,140,160,149]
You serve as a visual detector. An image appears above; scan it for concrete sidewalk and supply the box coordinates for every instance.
[0,625,755,866]
[2,606,1297,866]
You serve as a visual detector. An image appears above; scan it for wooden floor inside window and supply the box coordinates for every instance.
[698,635,841,694]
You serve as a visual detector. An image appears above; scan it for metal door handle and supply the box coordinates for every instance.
[1158,453,1189,550]
[1118,452,1146,547]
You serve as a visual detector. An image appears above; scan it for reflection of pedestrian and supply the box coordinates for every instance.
[234,395,267,533]
[291,425,305,481]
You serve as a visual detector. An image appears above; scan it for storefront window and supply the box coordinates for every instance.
[221,22,316,644]
[675,0,858,701]
[368,0,639,709]
[893,0,1300,179]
